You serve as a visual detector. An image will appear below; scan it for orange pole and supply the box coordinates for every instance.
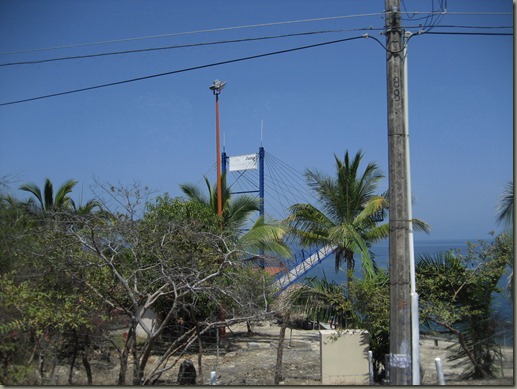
[212,82,226,337]
[215,93,223,219]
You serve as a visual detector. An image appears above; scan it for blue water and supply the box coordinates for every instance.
[295,238,514,330]
[301,239,472,282]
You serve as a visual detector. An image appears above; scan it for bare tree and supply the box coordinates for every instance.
[60,184,274,385]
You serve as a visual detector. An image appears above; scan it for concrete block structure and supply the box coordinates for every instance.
[320,329,370,385]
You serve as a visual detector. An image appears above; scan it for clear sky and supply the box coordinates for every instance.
[0,0,513,241]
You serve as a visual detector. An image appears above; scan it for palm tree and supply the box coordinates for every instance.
[20,178,77,211]
[286,150,429,279]
[180,173,291,257]
[19,178,101,214]
[287,150,385,278]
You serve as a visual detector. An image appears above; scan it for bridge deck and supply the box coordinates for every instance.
[273,245,336,292]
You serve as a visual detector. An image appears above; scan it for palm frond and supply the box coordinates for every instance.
[180,182,209,205]
[411,218,431,234]
[363,223,389,244]
[285,203,333,246]
[239,216,291,257]
[19,182,44,209]
[287,276,355,327]
[496,181,513,229]
[43,177,54,210]
[54,178,78,209]
[355,195,388,226]
[76,199,102,215]
[224,195,260,230]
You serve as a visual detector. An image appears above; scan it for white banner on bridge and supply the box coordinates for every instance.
[229,154,258,171]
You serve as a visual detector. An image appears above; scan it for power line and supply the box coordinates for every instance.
[0,35,367,107]
[2,23,508,68]
[1,26,509,107]
[367,29,511,54]
[407,24,512,29]
[0,9,510,57]
[0,28,381,68]
[401,11,511,16]
[0,13,385,57]
[421,31,513,36]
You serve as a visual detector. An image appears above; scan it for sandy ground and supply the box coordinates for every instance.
[186,320,514,386]
[51,319,513,385]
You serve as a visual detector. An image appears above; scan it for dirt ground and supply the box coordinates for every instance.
[53,320,513,385]
[172,320,514,386]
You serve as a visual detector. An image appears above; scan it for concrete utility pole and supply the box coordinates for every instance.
[385,0,412,385]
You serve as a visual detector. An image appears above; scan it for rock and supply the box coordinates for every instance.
[177,359,196,385]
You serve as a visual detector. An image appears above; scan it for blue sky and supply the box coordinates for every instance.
[0,0,513,241]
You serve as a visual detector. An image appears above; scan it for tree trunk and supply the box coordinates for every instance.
[138,336,155,384]
[68,329,79,385]
[118,352,128,385]
[82,351,93,385]
[118,327,133,385]
[79,333,93,385]
[131,325,141,385]
[196,324,203,385]
[274,317,288,384]
[345,250,355,285]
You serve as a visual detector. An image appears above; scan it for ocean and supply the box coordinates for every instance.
[293,238,514,344]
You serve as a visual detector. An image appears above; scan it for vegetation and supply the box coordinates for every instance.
[286,234,512,382]
[0,183,104,385]
[0,179,279,385]
[181,173,291,258]
[417,234,513,379]
[0,171,512,385]
[283,174,512,383]
[285,271,390,382]
[180,173,260,232]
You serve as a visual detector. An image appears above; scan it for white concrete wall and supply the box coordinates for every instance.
[320,329,370,385]
[135,309,158,338]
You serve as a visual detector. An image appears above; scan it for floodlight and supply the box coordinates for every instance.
[209,79,227,95]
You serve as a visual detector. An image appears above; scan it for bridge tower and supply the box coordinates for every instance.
[222,146,265,218]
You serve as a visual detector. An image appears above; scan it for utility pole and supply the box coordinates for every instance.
[385,0,412,385]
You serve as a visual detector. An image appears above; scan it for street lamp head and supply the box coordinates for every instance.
[209,79,227,95]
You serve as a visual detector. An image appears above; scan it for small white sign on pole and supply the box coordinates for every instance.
[229,154,258,172]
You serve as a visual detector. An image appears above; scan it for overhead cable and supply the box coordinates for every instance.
[366,29,510,55]
[0,13,385,56]
[0,35,367,107]
[401,11,511,16]
[0,9,510,57]
[2,22,508,68]
[421,31,513,36]
[0,28,381,67]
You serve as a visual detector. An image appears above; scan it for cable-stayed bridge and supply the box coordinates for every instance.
[272,244,336,291]
[222,146,338,292]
